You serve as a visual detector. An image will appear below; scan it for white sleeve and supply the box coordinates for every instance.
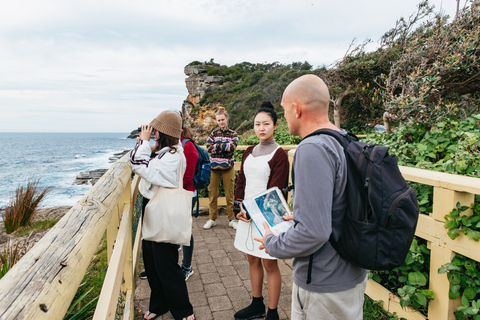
[130,141,181,188]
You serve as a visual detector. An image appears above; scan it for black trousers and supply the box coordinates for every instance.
[142,197,193,320]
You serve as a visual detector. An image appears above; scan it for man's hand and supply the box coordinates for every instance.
[254,222,273,252]
[283,212,293,221]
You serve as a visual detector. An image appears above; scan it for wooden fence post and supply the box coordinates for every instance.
[428,187,475,320]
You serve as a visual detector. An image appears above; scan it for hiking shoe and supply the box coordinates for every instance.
[182,266,194,281]
[139,271,147,280]
[229,220,238,230]
[203,219,216,229]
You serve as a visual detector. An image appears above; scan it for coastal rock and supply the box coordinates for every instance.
[76,169,108,185]
[75,150,130,185]
[182,61,225,143]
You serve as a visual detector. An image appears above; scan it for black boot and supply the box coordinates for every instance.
[265,308,279,320]
[234,297,266,320]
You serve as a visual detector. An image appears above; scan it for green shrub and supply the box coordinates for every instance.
[4,178,51,233]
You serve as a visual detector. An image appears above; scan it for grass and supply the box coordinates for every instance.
[4,178,51,234]
[15,219,60,237]
[363,296,404,320]
[0,240,21,280]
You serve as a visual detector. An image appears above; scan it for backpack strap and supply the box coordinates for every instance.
[181,138,191,147]
[299,128,356,285]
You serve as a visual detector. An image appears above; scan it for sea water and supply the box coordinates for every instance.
[0,132,136,209]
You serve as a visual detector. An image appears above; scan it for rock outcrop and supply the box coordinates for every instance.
[182,62,226,144]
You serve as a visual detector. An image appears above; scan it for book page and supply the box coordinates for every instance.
[242,187,294,236]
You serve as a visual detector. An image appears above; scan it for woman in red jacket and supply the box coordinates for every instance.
[234,101,289,320]
[180,125,199,281]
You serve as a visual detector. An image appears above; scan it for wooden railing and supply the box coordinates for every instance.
[0,153,139,320]
[0,146,478,320]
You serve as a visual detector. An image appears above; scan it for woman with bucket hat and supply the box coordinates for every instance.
[130,110,196,320]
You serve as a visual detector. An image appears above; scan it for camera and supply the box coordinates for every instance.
[233,200,250,219]
[138,126,156,134]
[233,200,242,214]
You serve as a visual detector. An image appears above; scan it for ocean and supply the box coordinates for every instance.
[0,132,136,209]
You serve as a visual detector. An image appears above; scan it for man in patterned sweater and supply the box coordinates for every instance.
[204,107,239,230]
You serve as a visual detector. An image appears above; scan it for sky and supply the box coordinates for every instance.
[0,0,460,133]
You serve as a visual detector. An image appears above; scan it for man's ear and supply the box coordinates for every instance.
[293,102,301,119]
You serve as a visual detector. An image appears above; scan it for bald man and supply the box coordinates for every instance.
[256,75,367,320]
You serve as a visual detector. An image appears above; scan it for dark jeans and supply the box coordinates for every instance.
[181,196,197,269]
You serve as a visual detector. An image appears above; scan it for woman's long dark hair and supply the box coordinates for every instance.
[152,132,179,156]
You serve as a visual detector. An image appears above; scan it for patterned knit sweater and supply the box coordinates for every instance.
[206,127,238,170]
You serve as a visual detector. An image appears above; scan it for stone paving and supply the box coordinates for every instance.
[134,213,293,320]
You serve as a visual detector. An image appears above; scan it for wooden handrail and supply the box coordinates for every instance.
[0,154,132,319]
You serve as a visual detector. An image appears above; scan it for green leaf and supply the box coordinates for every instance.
[464,287,477,300]
[400,295,410,309]
[414,292,428,307]
[408,271,427,286]
[448,284,460,300]
[448,272,462,285]
[466,229,480,241]
[445,220,458,229]
[462,294,470,307]
[448,228,460,240]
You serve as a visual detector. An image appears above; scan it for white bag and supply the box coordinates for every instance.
[142,159,193,246]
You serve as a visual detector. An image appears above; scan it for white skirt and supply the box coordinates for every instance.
[234,220,276,260]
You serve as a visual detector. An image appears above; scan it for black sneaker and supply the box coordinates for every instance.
[182,266,194,281]
[234,300,265,320]
[139,271,147,280]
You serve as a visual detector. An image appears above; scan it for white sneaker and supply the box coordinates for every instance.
[229,220,238,230]
[203,219,216,229]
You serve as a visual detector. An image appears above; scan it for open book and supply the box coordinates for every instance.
[242,187,294,236]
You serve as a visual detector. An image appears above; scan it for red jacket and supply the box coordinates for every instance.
[235,146,289,201]
[181,137,199,192]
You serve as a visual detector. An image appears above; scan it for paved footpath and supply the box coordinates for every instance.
[134,214,293,320]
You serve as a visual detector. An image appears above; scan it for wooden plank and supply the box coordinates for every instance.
[400,166,480,194]
[0,156,132,320]
[415,214,480,263]
[123,290,134,320]
[432,188,474,221]
[93,205,131,320]
[365,279,426,320]
[428,244,458,320]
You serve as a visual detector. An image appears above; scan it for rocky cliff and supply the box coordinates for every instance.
[181,62,225,144]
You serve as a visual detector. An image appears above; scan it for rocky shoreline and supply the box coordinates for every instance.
[75,150,130,185]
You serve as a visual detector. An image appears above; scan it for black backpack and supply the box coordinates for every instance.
[182,139,211,217]
[298,129,419,272]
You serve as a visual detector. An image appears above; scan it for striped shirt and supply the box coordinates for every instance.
[206,127,238,170]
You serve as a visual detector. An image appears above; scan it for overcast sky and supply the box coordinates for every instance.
[0,0,459,132]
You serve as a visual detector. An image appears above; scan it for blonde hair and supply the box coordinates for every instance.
[215,107,229,119]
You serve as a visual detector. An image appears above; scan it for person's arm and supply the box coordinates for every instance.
[214,130,238,153]
[264,143,338,259]
[206,130,218,154]
[183,141,199,189]
[267,149,290,191]
[131,143,181,188]
[234,147,252,201]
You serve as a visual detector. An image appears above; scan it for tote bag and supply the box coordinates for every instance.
[142,158,193,246]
